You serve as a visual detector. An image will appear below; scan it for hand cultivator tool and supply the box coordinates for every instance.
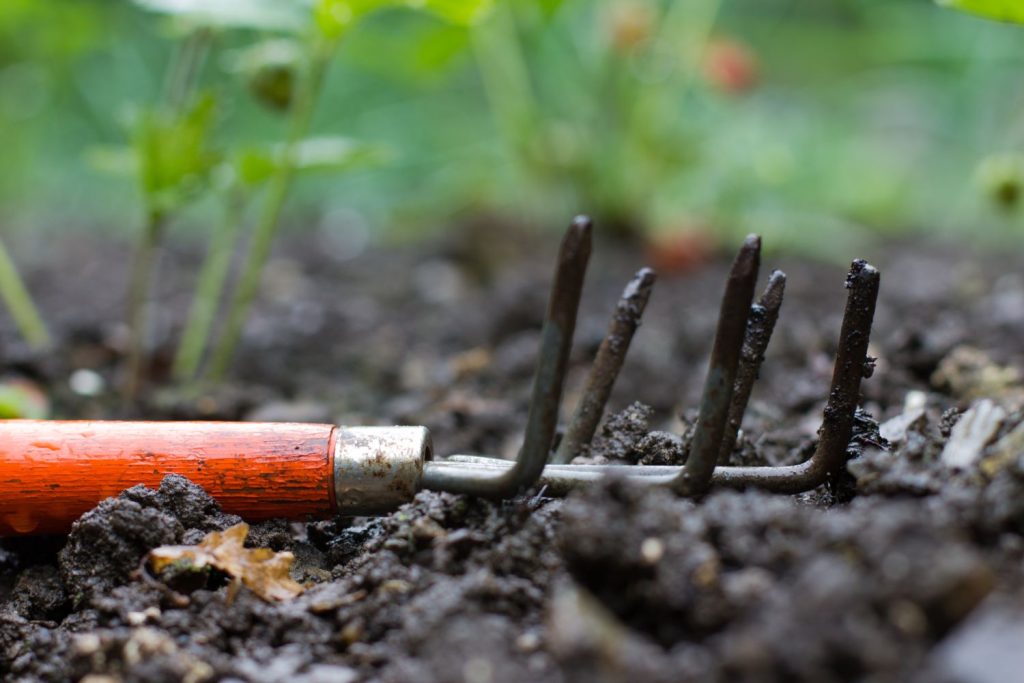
[0,217,879,535]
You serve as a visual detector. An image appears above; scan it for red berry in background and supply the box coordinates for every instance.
[703,38,759,94]
[645,229,717,276]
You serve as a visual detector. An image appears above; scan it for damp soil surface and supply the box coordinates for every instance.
[4,230,1024,682]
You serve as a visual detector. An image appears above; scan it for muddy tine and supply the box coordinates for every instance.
[808,260,879,485]
[532,262,877,496]
[552,268,657,464]
[717,270,786,464]
[708,259,880,493]
[528,260,880,498]
[517,216,593,478]
[419,216,592,497]
[672,235,761,497]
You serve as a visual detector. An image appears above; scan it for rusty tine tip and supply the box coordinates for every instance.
[552,265,657,464]
[734,234,762,273]
[420,216,593,498]
[549,217,592,315]
[569,215,593,238]
[626,267,657,297]
[764,269,786,298]
[557,216,593,264]
[673,234,761,497]
[846,259,879,285]
[571,214,593,230]
[759,271,786,313]
[717,268,788,465]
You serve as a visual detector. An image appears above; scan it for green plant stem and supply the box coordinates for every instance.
[471,2,538,164]
[0,236,50,350]
[206,40,334,380]
[124,211,165,399]
[172,190,245,381]
[124,28,212,398]
[164,28,213,114]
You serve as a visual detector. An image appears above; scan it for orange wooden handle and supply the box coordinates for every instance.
[0,420,336,535]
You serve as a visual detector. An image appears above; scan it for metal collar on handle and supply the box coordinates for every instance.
[333,426,432,514]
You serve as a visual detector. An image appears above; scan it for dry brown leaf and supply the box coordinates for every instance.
[148,522,304,602]
[932,346,1024,404]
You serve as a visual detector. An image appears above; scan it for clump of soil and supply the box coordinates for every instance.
[59,475,242,605]
[4,232,1024,681]
[559,479,996,682]
[579,401,689,466]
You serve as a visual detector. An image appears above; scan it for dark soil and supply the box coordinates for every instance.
[3,229,1024,682]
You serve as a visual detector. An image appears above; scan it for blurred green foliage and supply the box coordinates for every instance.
[0,377,49,418]
[0,0,1023,253]
[940,0,1024,24]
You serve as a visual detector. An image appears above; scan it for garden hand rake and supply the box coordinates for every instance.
[0,217,879,535]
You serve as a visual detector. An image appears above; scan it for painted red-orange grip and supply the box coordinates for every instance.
[0,420,337,535]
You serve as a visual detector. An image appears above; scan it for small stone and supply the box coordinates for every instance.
[933,346,1023,404]
[340,619,365,645]
[887,599,928,636]
[462,657,494,683]
[515,630,541,652]
[640,537,665,564]
[69,368,105,397]
[380,579,412,595]
[880,407,927,446]
[293,664,358,683]
[981,418,1024,477]
[928,601,1024,683]
[941,400,1007,470]
[72,633,102,656]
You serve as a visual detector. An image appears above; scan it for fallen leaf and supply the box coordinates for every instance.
[981,418,1024,477]
[932,346,1024,405]
[149,522,303,602]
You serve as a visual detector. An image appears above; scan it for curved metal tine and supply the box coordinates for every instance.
[801,259,880,485]
[717,270,786,464]
[425,459,669,497]
[552,268,657,464]
[439,457,679,475]
[707,259,880,493]
[419,216,592,497]
[427,255,879,499]
[444,262,877,498]
[671,235,761,497]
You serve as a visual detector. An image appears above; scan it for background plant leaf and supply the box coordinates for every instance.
[314,0,493,40]
[236,136,389,186]
[133,93,222,214]
[416,0,495,26]
[85,146,140,177]
[938,0,1024,24]
[132,0,308,31]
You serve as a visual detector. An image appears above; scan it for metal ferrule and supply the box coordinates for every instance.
[333,426,432,515]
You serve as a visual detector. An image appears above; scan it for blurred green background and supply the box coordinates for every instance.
[1,0,1023,254]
